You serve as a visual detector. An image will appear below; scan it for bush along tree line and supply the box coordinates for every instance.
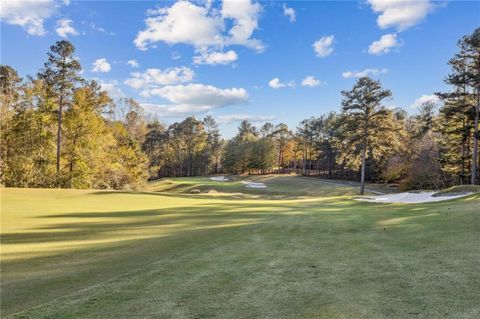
[1,28,479,190]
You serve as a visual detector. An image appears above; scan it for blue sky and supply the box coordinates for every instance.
[1,0,479,137]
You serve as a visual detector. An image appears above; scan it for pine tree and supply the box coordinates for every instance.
[38,41,81,184]
[203,115,222,174]
[272,123,292,169]
[414,101,436,138]
[437,27,480,184]
[341,77,393,194]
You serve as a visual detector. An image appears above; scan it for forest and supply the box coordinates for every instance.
[1,28,479,192]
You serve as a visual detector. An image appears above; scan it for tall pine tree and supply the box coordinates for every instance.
[341,77,393,194]
[38,41,81,184]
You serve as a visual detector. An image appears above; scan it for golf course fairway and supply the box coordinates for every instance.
[1,176,479,318]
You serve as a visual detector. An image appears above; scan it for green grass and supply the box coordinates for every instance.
[145,174,394,196]
[433,185,480,197]
[1,176,479,318]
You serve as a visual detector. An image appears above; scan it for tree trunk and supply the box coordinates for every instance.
[56,93,64,185]
[302,151,306,175]
[307,147,311,176]
[360,136,367,195]
[461,117,466,184]
[472,90,479,185]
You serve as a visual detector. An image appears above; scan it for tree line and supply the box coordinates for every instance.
[1,28,478,191]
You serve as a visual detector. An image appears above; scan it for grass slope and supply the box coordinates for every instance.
[145,174,394,196]
[433,185,480,197]
[1,176,479,318]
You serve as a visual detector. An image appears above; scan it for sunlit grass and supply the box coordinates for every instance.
[1,178,479,318]
[146,174,393,197]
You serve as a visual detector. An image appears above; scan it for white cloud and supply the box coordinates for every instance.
[124,67,195,93]
[193,50,238,65]
[269,78,284,89]
[134,0,264,55]
[55,19,78,38]
[342,68,388,78]
[140,83,249,117]
[410,94,441,109]
[135,1,223,50]
[222,0,264,51]
[127,59,140,68]
[99,80,125,101]
[368,33,402,55]
[282,3,296,22]
[141,103,218,118]
[301,76,321,87]
[313,35,334,58]
[171,52,182,60]
[0,0,57,35]
[368,0,434,31]
[91,58,111,73]
[268,78,294,89]
[149,84,248,107]
[217,113,275,124]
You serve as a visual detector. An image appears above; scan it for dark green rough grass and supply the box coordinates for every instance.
[1,178,479,318]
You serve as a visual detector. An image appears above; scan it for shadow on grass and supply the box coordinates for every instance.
[4,193,474,247]
[2,193,480,317]
[1,207,271,245]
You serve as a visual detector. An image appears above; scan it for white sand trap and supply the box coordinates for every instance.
[242,181,267,188]
[210,176,229,182]
[357,192,471,204]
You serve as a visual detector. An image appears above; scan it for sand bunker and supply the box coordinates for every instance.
[357,192,471,204]
[210,176,229,182]
[242,181,267,188]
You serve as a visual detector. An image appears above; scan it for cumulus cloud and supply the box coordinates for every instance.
[98,80,125,101]
[55,19,78,38]
[368,33,402,55]
[193,50,238,65]
[149,84,248,107]
[0,0,58,35]
[268,78,294,89]
[410,94,441,109]
[127,59,140,68]
[342,68,388,78]
[283,3,296,22]
[134,0,264,57]
[301,76,321,87]
[368,0,434,31]
[124,67,195,94]
[124,67,246,117]
[139,83,249,117]
[216,113,275,124]
[91,58,111,73]
[135,1,222,50]
[313,35,334,57]
[222,0,264,51]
